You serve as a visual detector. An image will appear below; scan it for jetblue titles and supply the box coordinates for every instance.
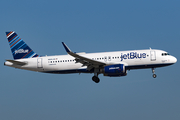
[121,52,146,61]
[15,49,29,55]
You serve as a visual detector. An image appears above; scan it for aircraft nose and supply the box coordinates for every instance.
[172,56,177,63]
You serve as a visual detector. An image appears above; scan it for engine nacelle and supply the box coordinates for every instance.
[101,64,127,77]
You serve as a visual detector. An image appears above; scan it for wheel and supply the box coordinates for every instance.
[92,76,100,83]
[153,74,157,78]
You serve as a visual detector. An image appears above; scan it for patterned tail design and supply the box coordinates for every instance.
[6,31,39,59]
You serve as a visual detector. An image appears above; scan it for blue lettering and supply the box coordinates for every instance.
[130,52,135,59]
[121,53,123,61]
[137,53,142,58]
[127,53,130,59]
[142,53,146,58]
[120,52,146,61]
[124,54,127,59]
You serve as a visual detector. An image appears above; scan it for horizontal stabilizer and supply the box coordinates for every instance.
[6,59,27,65]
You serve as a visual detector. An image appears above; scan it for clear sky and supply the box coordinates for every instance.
[0,0,180,120]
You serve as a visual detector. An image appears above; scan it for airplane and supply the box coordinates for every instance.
[4,31,177,83]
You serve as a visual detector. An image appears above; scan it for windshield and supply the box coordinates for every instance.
[162,53,170,56]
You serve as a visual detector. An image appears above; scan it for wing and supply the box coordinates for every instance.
[62,42,106,70]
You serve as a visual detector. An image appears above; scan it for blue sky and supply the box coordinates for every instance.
[0,0,180,120]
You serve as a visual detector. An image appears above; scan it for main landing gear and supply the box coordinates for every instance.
[92,76,100,83]
[92,68,100,83]
[152,68,157,78]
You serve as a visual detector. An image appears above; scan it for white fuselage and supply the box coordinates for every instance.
[4,49,177,75]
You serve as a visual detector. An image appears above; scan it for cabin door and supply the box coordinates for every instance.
[150,51,156,61]
[37,58,43,68]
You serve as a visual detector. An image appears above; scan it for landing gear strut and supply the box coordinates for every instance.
[152,68,157,78]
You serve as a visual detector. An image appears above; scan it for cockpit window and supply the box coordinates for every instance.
[162,53,170,56]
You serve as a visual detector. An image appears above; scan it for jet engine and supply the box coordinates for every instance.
[100,64,127,77]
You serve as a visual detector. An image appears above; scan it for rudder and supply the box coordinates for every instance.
[6,31,39,59]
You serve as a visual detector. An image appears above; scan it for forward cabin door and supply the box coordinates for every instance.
[37,58,43,68]
[150,51,156,61]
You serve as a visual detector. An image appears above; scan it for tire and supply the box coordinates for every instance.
[92,76,100,83]
[153,74,157,78]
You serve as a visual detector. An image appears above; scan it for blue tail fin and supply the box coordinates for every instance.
[6,31,39,59]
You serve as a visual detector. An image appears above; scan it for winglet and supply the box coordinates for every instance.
[62,42,71,53]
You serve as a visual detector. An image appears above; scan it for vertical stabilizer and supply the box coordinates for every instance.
[6,31,39,59]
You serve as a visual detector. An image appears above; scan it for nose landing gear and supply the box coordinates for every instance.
[152,68,157,78]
